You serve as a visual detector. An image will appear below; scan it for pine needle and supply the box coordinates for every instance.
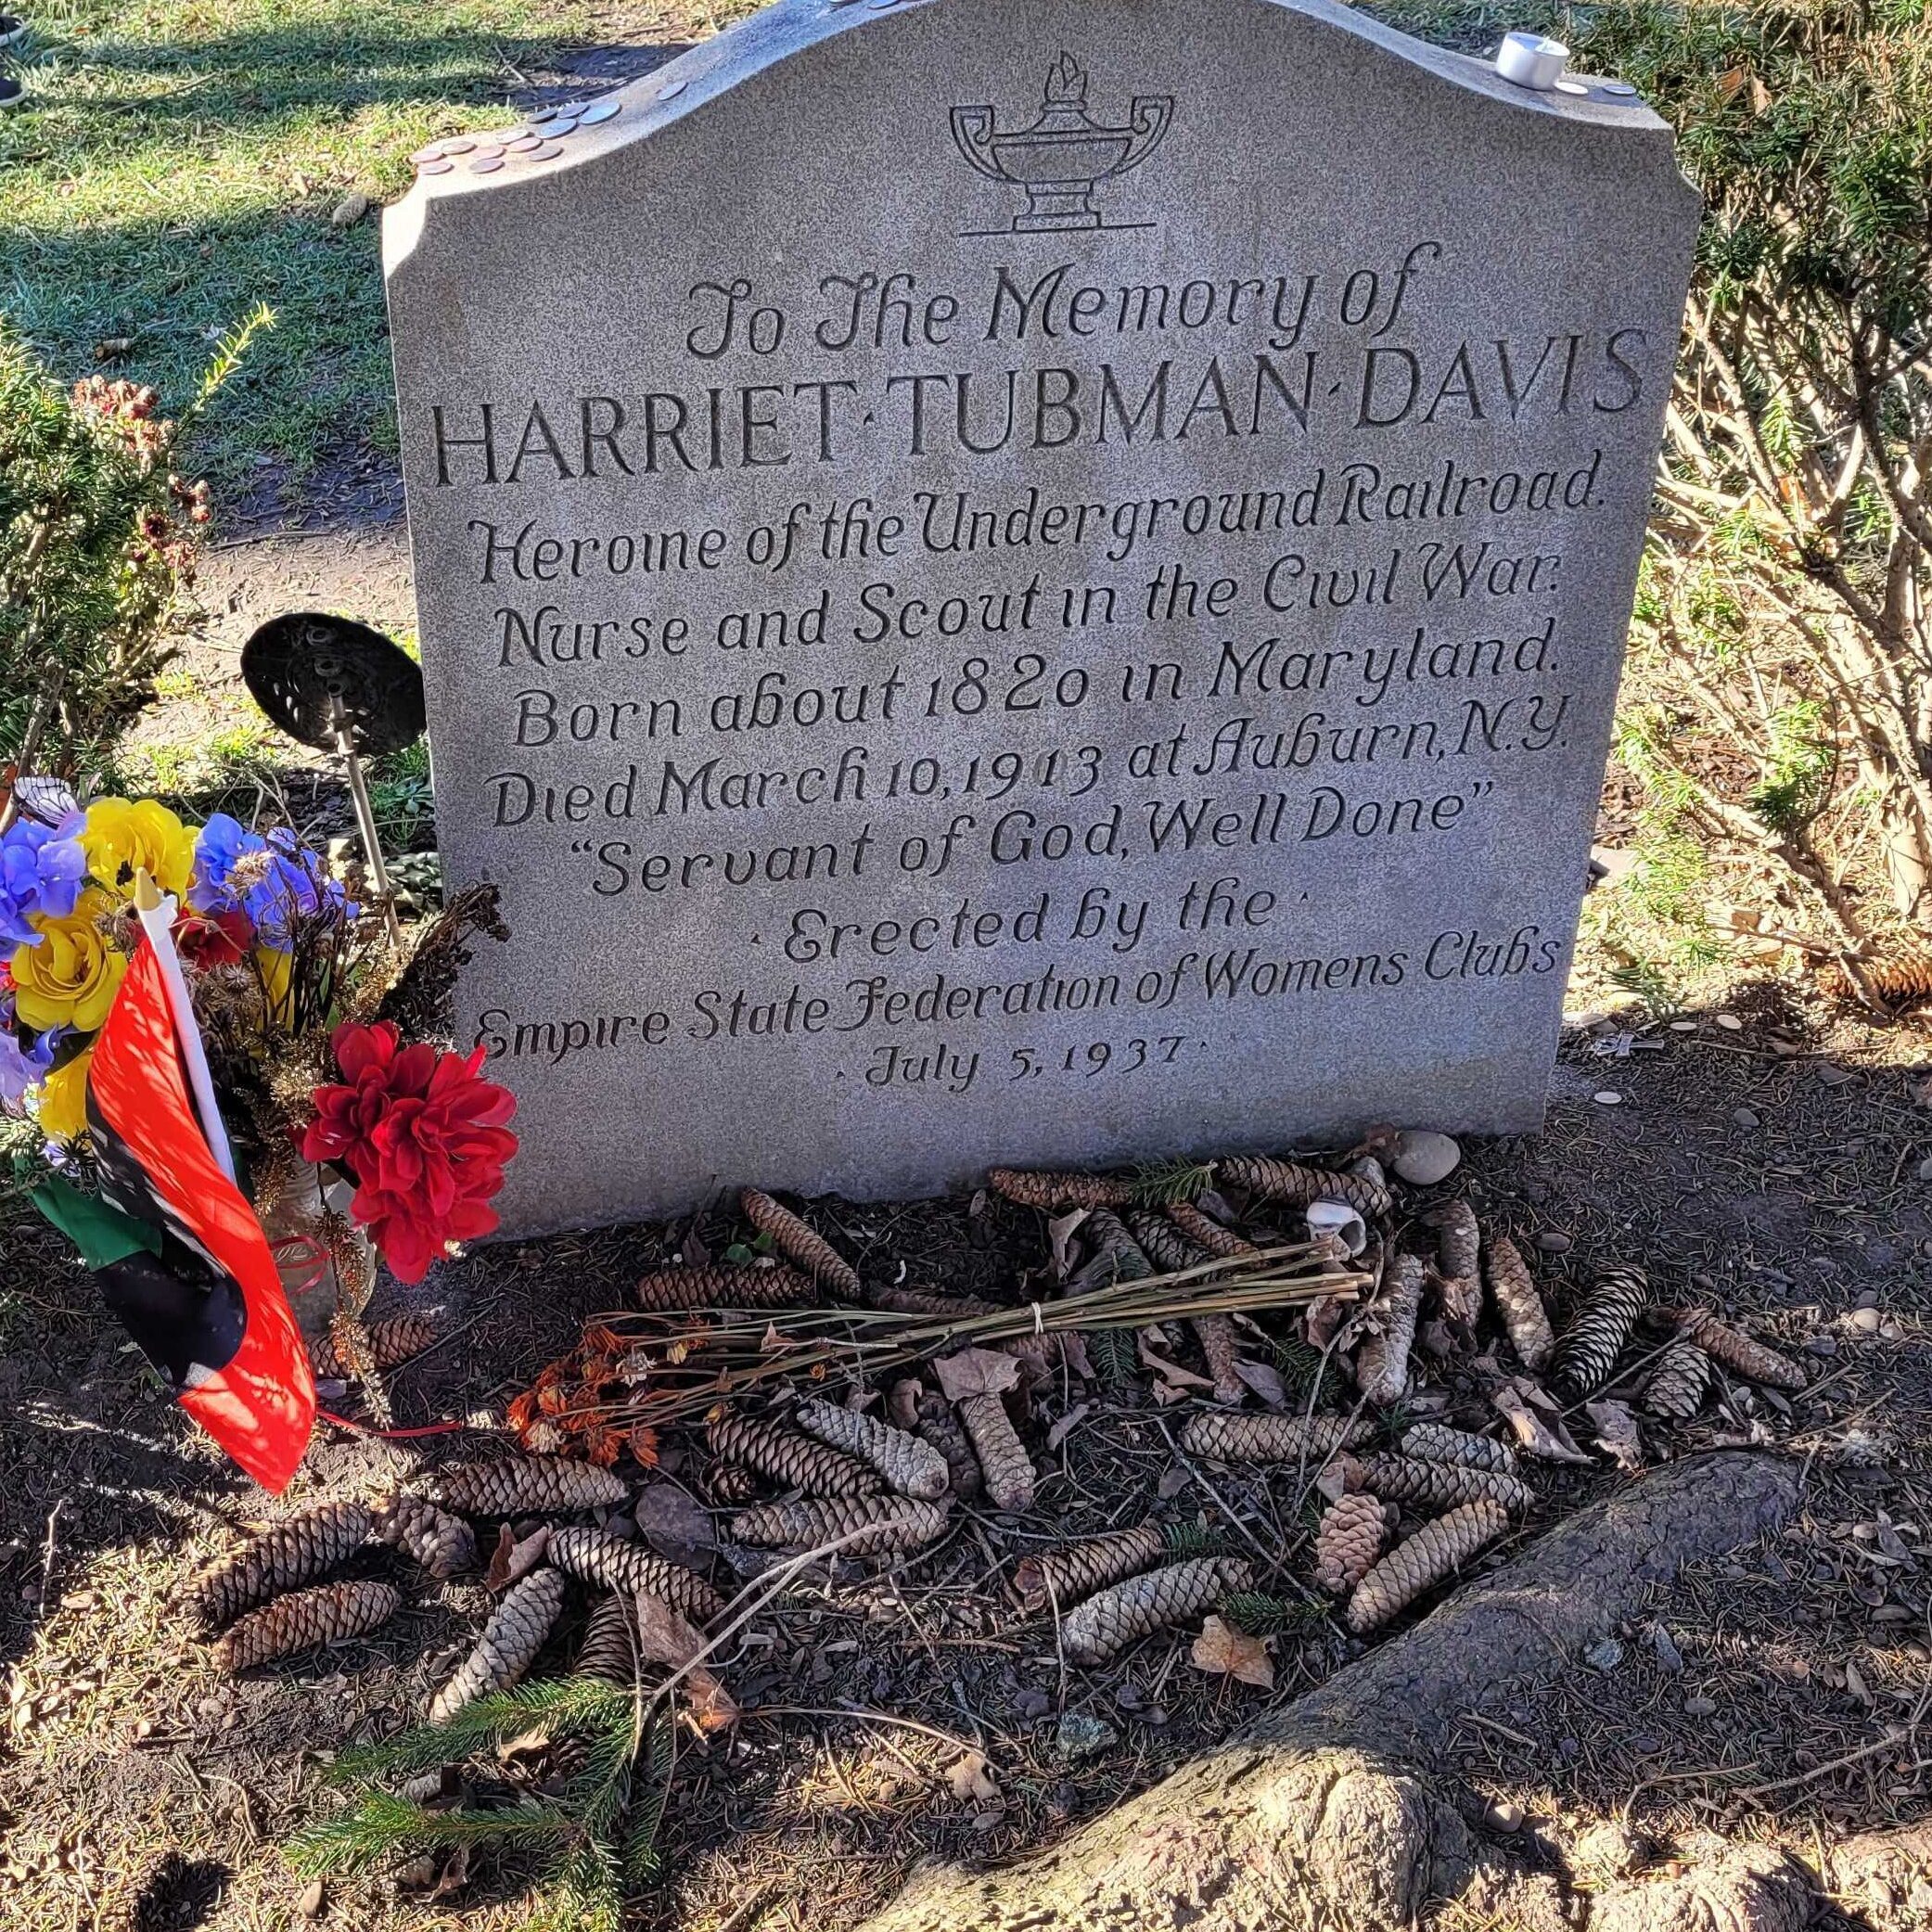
[1128,1158,1216,1205]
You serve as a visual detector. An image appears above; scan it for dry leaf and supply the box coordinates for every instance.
[1045,1402,1091,1452]
[1493,1380,1592,1465]
[947,1749,1001,1803]
[484,1523,552,1592]
[888,1377,923,1430]
[1190,1615,1274,1689]
[1234,1360,1286,1407]
[1155,1465,1190,1501]
[633,1592,738,1734]
[635,1484,714,1563]
[1586,1400,1644,1473]
[429,1844,469,1900]
[934,1348,1022,1402]
[1047,1209,1088,1280]
[1137,1336,1216,1394]
[1314,1458,1356,1503]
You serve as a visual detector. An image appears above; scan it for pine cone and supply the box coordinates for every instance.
[864,1283,999,1318]
[1354,1253,1425,1406]
[1427,1202,1482,1329]
[739,1189,860,1298]
[1400,1423,1519,1476]
[1550,1265,1648,1400]
[1166,1200,1260,1260]
[1062,1557,1253,1665]
[185,1501,373,1631]
[1643,1341,1713,1419]
[795,1398,949,1500]
[730,1495,948,1556]
[1351,1452,1535,1515]
[1218,1155,1391,1220]
[1313,1492,1388,1593]
[547,1526,725,1622]
[429,1568,566,1721]
[635,1261,814,1311]
[988,1167,1133,1209]
[1483,1231,1555,1370]
[707,1413,882,1499]
[372,1494,476,1580]
[1067,1209,1153,1291]
[1671,1308,1808,1391]
[1180,1411,1373,1462]
[1015,1522,1165,1612]
[956,1393,1035,1511]
[213,1580,398,1671]
[1127,1209,1205,1274]
[426,1455,629,1516]
[1192,1314,1247,1404]
[1345,1501,1507,1633]
[309,1313,437,1378]
[1818,940,1932,1014]
[915,1392,982,1503]
[705,1464,763,1506]
[573,1593,640,1687]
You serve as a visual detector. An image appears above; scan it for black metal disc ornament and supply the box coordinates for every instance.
[241,612,426,757]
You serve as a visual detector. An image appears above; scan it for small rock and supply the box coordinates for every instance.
[1593,1090,1623,1106]
[1683,1695,1717,1717]
[1854,1288,1880,1310]
[1917,1156,1932,1184]
[330,191,371,227]
[1484,1798,1525,1833]
[1012,1687,1050,1721]
[1850,1307,1882,1335]
[297,1877,326,1918]
[1732,1108,1760,1130]
[1584,1637,1624,1672]
[1535,1231,1573,1255]
[1714,1012,1744,1031]
[1054,1711,1118,1759]
[1392,1129,1461,1185]
[1668,1019,1697,1032]
[1808,1334,1840,1357]
[1650,1624,1684,1673]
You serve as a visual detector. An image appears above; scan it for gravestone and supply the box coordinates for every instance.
[384,0,1697,1235]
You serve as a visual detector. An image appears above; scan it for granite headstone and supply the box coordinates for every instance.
[384,0,1697,1235]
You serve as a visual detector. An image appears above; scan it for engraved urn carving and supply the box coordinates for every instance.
[952,53,1173,233]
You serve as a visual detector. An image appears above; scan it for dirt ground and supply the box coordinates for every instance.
[4,961,1931,1930]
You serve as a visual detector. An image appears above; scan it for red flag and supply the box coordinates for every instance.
[86,937,315,1491]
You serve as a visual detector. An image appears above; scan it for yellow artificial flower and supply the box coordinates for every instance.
[256,946,296,1027]
[10,889,125,1031]
[34,1047,95,1143]
[82,798,196,900]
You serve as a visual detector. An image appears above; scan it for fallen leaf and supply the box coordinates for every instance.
[1155,1465,1190,1501]
[429,1845,470,1901]
[1045,1401,1091,1452]
[1585,1400,1644,1473]
[635,1483,715,1562]
[934,1347,1022,1402]
[888,1377,923,1430]
[947,1749,1001,1803]
[1047,1209,1088,1280]
[484,1523,551,1592]
[1190,1616,1274,1689]
[1493,1379,1593,1464]
[1234,1360,1286,1406]
[633,1592,738,1733]
[1313,1460,1353,1503]
[1137,1336,1216,1397]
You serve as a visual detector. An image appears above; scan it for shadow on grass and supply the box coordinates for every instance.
[0,12,689,518]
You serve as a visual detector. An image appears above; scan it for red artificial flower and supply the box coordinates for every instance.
[299,1020,518,1284]
[175,907,253,969]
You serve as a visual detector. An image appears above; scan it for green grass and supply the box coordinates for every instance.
[0,0,621,510]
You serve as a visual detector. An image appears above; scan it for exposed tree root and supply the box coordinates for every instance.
[858,1452,1800,1932]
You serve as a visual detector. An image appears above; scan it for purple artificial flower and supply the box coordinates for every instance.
[0,812,88,948]
[0,1023,57,1109]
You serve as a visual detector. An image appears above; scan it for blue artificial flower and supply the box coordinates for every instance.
[0,812,87,948]
[191,812,347,946]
